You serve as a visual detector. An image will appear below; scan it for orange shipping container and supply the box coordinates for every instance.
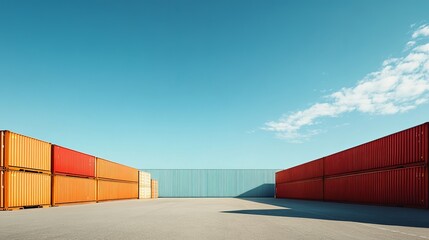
[151,179,159,199]
[3,170,51,209]
[52,175,96,205]
[97,179,138,201]
[96,158,138,182]
[0,171,3,209]
[0,131,51,172]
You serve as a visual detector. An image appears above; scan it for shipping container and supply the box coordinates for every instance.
[52,145,95,178]
[324,166,428,208]
[3,170,51,209]
[276,158,324,184]
[96,158,138,182]
[139,187,151,199]
[139,171,151,187]
[276,178,323,200]
[0,171,3,209]
[52,175,96,205]
[1,131,51,172]
[142,169,278,197]
[324,123,428,177]
[97,179,138,201]
[139,171,151,199]
[151,179,159,199]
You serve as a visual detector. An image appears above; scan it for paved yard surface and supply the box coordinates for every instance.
[1,198,429,240]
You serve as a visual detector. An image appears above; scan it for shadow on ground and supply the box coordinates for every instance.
[222,197,429,228]
[235,183,275,197]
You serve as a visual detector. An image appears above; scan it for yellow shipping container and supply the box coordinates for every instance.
[96,158,138,182]
[52,175,96,205]
[151,179,159,199]
[4,170,51,209]
[97,179,138,201]
[139,171,151,187]
[139,171,151,199]
[1,131,51,172]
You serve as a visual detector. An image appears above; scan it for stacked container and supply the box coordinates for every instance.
[51,146,96,206]
[139,171,151,199]
[96,158,138,201]
[276,122,429,208]
[323,123,428,208]
[275,158,324,200]
[151,179,159,199]
[0,131,51,210]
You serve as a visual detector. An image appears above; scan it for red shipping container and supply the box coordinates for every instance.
[324,166,428,208]
[276,158,324,184]
[324,123,428,177]
[276,178,323,200]
[52,145,95,178]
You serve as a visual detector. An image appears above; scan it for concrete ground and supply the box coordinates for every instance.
[1,198,429,240]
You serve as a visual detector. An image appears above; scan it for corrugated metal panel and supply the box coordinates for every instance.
[139,187,151,199]
[276,158,324,184]
[324,166,428,208]
[52,175,96,205]
[139,171,151,199]
[5,170,51,208]
[324,123,428,176]
[0,171,3,208]
[151,179,158,198]
[141,169,278,197]
[276,179,324,200]
[52,145,96,178]
[139,171,151,187]
[2,131,51,172]
[96,158,138,182]
[1,132,4,167]
[97,179,138,201]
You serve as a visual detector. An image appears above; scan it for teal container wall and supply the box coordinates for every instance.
[141,169,278,197]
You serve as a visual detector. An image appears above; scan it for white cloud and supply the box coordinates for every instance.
[412,24,429,38]
[264,25,429,141]
[406,41,416,48]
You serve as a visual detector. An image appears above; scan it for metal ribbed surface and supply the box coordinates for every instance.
[0,171,3,208]
[324,123,428,176]
[96,158,138,182]
[53,145,95,178]
[4,131,51,172]
[276,178,323,200]
[142,169,278,197]
[151,179,158,198]
[6,170,51,208]
[53,175,96,205]
[276,158,324,184]
[324,166,428,208]
[138,171,151,199]
[97,179,138,201]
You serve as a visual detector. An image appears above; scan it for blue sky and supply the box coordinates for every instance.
[1,1,429,169]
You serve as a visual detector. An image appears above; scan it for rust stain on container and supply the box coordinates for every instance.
[4,170,51,209]
[52,175,96,205]
[97,179,138,201]
[151,179,159,199]
[96,158,138,182]
[1,131,51,172]
[139,171,151,199]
